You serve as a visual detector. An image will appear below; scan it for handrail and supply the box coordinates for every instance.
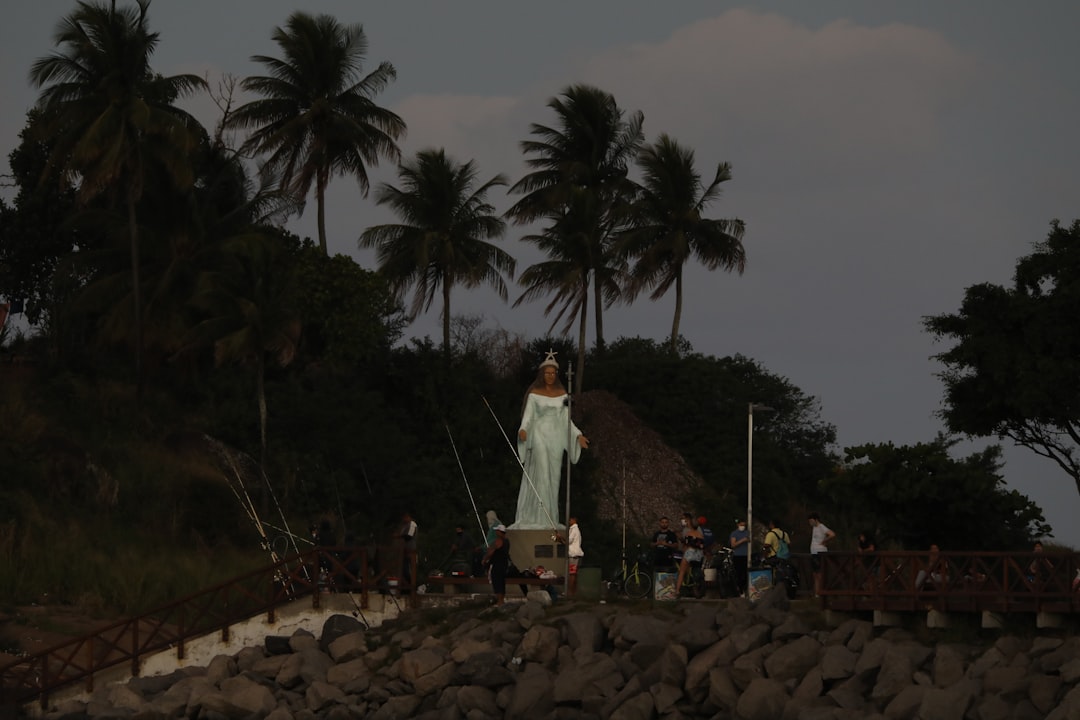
[0,546,402,710]
[10,548,1073,709]
[817,550,1080,614]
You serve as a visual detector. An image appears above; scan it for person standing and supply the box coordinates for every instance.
[729,519,750,595]
[482,524,511,606]
[856,531,877,588]
[857,531,876,554]
[445,525,471,576]
[512,351,589,529]
[675,513,705,595]
[1027,540,1052,584]
[807,512,835,597]
[651,516,679,570]
[698,516,716,563]
[566,516,584,596]
[762,519,791,560]
[484,510,503,548]
[400,512,418,593]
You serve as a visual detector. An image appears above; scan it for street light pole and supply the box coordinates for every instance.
[747,402,774,595]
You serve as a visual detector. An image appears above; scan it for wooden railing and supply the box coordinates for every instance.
[817,550,1080,614]
[0,546,411,710]
[10,547,1072,710]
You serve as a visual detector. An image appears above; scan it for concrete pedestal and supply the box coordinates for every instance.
[506,528,567,573]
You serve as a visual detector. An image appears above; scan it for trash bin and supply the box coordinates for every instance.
[576,566,602,600]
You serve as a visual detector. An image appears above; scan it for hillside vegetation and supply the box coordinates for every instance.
[0,331,1053,619]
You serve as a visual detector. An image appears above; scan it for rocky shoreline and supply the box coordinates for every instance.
[40,588,1080,719]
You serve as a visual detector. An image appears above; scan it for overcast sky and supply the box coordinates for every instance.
[4,1,1080,547]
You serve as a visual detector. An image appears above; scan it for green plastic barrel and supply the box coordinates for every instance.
[576,567,602,600]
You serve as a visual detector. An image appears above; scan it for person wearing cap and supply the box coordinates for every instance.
[482,524,511,606]
[730,519,750,596]
[512,350,589,529]
[483,510,504,548]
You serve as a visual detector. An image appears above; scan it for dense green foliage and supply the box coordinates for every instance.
[823,436,1050,551]
[0,3,1059,616]
[925,219,1080,499]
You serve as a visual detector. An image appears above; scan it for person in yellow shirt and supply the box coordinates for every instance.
[762,519,790,559]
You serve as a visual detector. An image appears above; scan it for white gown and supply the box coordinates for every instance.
[510,392,583,530]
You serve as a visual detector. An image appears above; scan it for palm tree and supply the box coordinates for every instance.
[619,134,746,353]
[226,11,406,255]
[29,0,206,398]
[186,232,301,466]
[360,148,514,360]
[513,207,594,384]
[507,84,643,391]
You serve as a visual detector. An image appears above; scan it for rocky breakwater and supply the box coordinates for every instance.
[40,588,1080,719]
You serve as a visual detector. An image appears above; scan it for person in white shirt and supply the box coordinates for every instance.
[566,516,584,596]
[807,512,835,597]
[401,512,418,592]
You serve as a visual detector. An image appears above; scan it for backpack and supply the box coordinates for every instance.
[768,529,790,559]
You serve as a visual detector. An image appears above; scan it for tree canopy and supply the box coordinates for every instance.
[823,436,1049,550]
[508,84,644,391]
[618,134,746,354]
[924,219,1080,498]
[360,148,513,360]
[226,11,405,254]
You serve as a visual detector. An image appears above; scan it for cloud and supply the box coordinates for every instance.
[390,93,523,181]
[582,10,976,179]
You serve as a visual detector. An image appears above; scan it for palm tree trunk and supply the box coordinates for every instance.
[127,190,144,403]
[670,270,684,354]
[257,355,268,468]
[593,268,605,354]
[316,170,329,255]
[576,278,589,395]
[442,279,452,363]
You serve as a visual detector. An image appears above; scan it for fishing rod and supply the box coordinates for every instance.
[480,394,559,534]
[218,442,276,559]
[258,466,308,574]
[321,472,370,624]
[215,443,299,597]
[224,469,272,556]
[445,422,488,547]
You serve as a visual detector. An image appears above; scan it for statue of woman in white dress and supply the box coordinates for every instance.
[510,351,589,530]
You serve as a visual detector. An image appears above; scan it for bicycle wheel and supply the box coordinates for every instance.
[692,569,707,598]
[625,570,652,599]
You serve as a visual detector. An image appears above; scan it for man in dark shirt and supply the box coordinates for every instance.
[651,516,679,570]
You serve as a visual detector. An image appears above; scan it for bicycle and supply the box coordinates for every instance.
[714,547,741,598]
[762,555,801,599]
[606,545,653,600]
[679,557,707,599]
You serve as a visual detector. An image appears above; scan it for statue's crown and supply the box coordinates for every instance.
[539,349,559,370]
